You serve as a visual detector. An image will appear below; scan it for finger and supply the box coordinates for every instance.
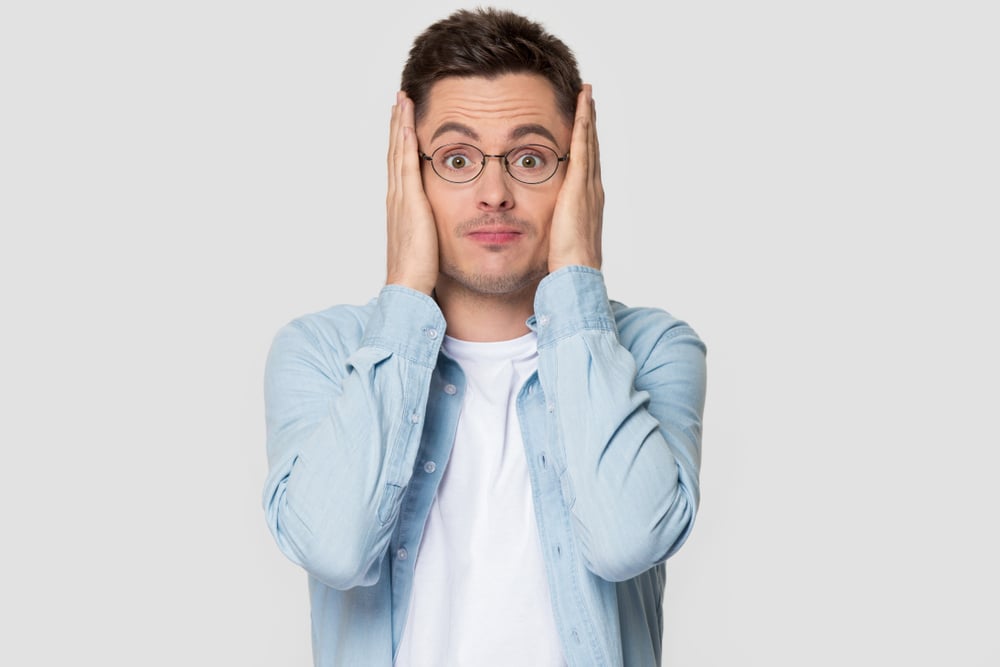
[393,95,413,203]
[399,97,423,198]
[401,125,424,200]
[588,87,602,184]
[578,84,597,184]
[388,92,401,155]
[393,120,405,203]
[388,92,402,197]
[568,86,592,186]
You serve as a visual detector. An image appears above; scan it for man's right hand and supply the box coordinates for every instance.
[386,91,439,296]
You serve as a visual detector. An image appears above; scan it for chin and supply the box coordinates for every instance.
[442,263,547,296]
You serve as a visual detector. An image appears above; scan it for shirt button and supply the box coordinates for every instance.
[547,401,555,413]
[537,314,550,327]
[410,413,420,424]
[424,461,436,474]
[443,384,457,395]
[397,548,408,561]
[425,328,438,339]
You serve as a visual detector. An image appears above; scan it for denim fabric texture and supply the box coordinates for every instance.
[263,266,707,667]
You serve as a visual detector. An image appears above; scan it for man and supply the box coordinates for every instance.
[263,8,706,666]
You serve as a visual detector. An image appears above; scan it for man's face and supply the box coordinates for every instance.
[416,73,572,296]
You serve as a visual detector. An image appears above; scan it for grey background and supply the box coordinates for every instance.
[1,0,997,664]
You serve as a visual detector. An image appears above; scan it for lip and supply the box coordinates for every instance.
[466,227,524,244]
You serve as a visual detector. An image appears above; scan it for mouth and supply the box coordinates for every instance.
[466,228,524,245]
[460,215,531,246]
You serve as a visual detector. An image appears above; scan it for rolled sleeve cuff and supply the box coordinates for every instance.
[361,285,446,367]
[532,266,617,348]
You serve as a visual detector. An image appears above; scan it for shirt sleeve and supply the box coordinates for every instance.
[262,286,446,590]
[533,266,707,582]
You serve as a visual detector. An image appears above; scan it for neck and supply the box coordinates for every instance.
[434,275,540,342]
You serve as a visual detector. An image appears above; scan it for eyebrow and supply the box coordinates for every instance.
[430,121,560,147]
[430,122,480,143]
[509,123,559,146]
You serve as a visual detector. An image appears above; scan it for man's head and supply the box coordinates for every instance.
[400,9,585,299]
[401,8,582,125]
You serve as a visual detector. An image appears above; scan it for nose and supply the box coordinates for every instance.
[475,156,514,212]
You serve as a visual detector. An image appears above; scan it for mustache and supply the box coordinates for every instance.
[454,214,533,236]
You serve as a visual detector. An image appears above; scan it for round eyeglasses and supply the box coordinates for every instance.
[419,143,569,185]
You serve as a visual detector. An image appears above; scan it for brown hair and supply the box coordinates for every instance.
[401,8,582,122]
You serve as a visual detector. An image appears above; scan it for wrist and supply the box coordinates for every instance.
[386,272,436,296]
[548,254,602,273]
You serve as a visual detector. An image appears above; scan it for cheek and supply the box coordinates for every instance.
[422,174,450,218]
[524,187,560,223]
[423,180,466,240]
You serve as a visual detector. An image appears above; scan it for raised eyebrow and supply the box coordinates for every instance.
[509,124,559,147]
[430,122,480,143]
[429,122,559,146]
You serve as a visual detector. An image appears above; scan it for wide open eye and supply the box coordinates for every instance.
[508,147,549,171]
[444,154,470,169]
[434,144,482,176]
[506,145,559,183]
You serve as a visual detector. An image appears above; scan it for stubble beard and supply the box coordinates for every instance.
[439,257,548,296]
[440,214,549,297]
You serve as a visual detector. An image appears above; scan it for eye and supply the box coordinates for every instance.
[508,147,550,170]
[435,145,480,173]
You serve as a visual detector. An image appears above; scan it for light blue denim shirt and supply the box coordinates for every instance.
[263,266,707,667]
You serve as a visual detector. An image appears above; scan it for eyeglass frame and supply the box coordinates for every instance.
[418,142,570,185]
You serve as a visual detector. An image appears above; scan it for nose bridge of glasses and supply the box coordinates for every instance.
[479,151,512,178]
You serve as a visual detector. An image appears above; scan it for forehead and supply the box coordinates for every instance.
[418,73,571,147]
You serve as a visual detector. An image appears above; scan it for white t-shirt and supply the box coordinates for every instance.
[395,332,565,667]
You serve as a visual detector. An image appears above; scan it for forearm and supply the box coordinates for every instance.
[535,267,707,581]
[262,286,445,589]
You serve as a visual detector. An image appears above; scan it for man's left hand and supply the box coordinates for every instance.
[548,84,604,273]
